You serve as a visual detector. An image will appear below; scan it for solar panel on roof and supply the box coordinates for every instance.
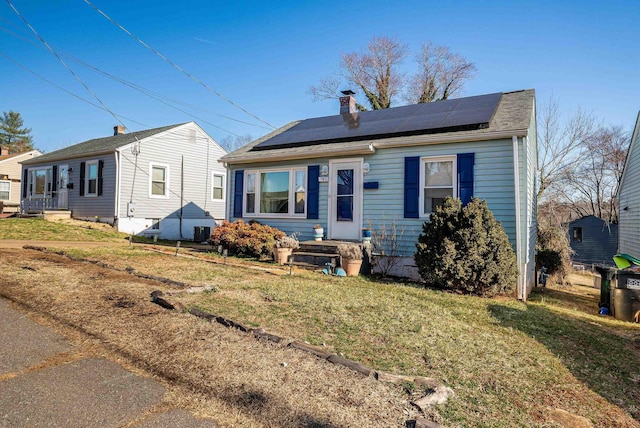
[251,92,502,151]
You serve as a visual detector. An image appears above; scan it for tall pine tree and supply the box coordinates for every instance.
[0,111,34,153]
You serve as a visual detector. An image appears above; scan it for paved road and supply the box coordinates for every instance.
[0,297,217,427]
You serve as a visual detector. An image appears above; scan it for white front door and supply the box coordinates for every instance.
[57,164,69,209]
[328,159,362,240]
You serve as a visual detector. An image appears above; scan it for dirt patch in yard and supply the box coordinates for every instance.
[0,248,412,427]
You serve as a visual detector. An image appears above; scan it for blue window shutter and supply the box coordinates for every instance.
[404,156,420,218]
[79,162,86,196]
[233,170,244,218]
[307,165,319,219]
[457,153,474,206]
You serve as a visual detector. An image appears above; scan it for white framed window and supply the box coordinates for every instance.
[243,167,306,217]
[420,156,456,216]
[211,173,224,201]
[149,163,169,198]
[29,167,52,198]
[0,180,10,200]
[85,160,99,197]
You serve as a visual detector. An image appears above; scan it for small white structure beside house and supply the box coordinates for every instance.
[0,147,42,212]
[21,122,227,240]
[618,112,640,257]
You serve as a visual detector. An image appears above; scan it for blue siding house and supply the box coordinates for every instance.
[568,215,618,266]
[221,90,537,300]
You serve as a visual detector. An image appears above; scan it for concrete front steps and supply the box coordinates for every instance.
[291,240,371,274]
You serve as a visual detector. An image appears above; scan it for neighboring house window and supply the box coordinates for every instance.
[150,163,169,198]
[212,173,224,200]
[28,167,52,198]
[421,156,456,215]
[85,160,99,196]
[243,168,306,217]
[0,180,10,200]
[573,227,583,242]
[149,218,160,230]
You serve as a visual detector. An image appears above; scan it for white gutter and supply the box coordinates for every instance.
[512,135,524,301]
[222,143,375,165]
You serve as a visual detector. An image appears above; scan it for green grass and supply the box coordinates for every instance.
[6,219,640,426]
[0,218,128,241]
[66,246,640,427]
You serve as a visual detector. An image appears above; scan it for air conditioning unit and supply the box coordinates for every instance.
[193,226,211,243]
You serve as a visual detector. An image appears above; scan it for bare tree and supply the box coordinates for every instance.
[219,134,253,152]
[405,42,477,104]
[536,97,596,201]
[559,125,628,223]
[310,36,474,110]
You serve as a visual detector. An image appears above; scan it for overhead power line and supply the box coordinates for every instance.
[0,51,150,128]
[83,0,276,130]
[5,0,125,128]
[0,22,269,133]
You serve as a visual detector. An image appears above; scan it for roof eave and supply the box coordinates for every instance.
[221,128,528,164]
[21,149,116,165]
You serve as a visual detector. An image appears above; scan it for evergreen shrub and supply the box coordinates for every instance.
[414,197,518,296]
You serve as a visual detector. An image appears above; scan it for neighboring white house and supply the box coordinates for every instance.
[0,147,42,212]
[618,112,640,257]
[21,122,227,240]
[221,89,537,300]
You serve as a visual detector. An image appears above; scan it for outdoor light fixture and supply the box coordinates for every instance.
[320,165,329,176]
[363,163,370,175]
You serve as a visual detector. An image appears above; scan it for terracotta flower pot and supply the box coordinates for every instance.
[274,248,293,265]
[343,259,363,276]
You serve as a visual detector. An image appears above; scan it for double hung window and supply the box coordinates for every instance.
[421,156,456,215]
[212,173,224,200]
[85,160,99,197]
[0,180,10,200]
[150,163,169,198]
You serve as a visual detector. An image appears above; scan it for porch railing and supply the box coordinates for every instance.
[21,196,61,213]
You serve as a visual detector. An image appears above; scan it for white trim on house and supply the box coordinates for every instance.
[419,155,457,218]
[211,172,225,201]
[327,157,363,241]
[0,179,10,201]
[242,166,307,218]
[512,135,524,300]
[148,162,170,199]
[84,159,99,197]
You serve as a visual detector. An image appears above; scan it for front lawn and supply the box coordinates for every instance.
[64,245,640,427]
[0,218,128,242]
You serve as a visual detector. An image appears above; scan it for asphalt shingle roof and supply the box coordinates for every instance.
[22,123,186,165]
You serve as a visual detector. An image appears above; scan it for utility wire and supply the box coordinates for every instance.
[83,0,276,130]
[5,0,125,128]
[0,22,270,132]
[0,51,150,128]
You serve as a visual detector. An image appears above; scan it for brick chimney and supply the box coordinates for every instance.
[0,146,9,156]
[339,90,357,114]
[113,125,126,136]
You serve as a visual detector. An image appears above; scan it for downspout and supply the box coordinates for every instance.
[179,155,184,239]
[512,135,524,301]
[114,150,120,227]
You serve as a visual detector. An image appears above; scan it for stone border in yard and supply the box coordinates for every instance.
[151,290,451,427]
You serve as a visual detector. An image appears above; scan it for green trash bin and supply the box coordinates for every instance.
[594,265,615,311]
[611,271,640,322]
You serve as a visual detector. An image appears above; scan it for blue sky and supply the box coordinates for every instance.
[1,1,638,153]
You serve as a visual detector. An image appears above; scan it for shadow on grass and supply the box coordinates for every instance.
[489,302,640,421]
[528,287,600,316]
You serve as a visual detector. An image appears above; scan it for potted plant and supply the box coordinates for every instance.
[337,243,363,276]
[274,234,300,265]
[313,224,324,241]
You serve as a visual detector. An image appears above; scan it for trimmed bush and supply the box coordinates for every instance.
[208,220,285,259]
[414,197,518,296]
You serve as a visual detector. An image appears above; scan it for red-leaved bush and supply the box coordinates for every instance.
[208,220,285,259]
